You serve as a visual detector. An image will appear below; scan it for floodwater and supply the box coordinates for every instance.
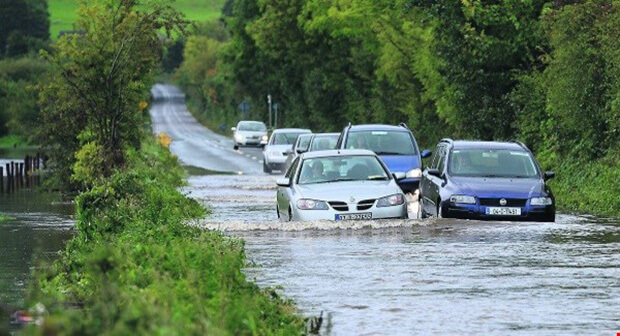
[188,173,620,335]
[0,165,74,311]
[151,84,620,335]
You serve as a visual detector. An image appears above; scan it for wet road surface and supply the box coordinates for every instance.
[151,84,620,335]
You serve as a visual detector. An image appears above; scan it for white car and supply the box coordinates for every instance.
[263,128,311,173]
[276,149,408,221]
[231,121,268,150]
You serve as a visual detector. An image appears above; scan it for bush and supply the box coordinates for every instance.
[27,140,305,335]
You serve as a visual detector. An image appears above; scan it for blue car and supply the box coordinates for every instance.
[337,123,432,193]
[420,139,556,222]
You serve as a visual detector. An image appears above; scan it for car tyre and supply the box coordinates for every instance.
[288,207,294,222]
[276,204,281,220]
[419,197,428,219]
[437,201,443,219]
[233,144,239,150]
[263,160,272,174]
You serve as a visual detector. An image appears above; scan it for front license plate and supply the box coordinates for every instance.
[335,213,372,221]
[486,207,522,216]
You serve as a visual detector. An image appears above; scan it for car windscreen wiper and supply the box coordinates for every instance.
[375,151,405,155]
[311,178,358,184]
[367,175,388,180]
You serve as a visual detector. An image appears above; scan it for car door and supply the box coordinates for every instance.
[277,157,300,218]
[422,144,446,216]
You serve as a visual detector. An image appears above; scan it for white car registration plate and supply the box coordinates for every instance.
[485,207,522,216]
[335,213,372,221]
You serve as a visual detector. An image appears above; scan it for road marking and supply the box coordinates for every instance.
[252,156,257,160]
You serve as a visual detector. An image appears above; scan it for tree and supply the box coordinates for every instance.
[38,0,188,188]
[0,0,50,57]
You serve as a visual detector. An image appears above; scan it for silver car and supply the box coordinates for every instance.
[231,121,268,150]
[276,150,408,221]
[263,128,311,173]
[284,132,340,171]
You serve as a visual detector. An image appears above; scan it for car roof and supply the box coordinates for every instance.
[348,124,409,132]
[272,128,312,133]
[300,149,376,159]
[450,140,527,151]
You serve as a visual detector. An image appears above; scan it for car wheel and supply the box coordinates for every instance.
[543,213,556,222]
[437,201,443,219]
[233,144,239,150]
[263,160,272,174]
[276,204,281,220]
[288,207,294,221]
[419,197,428,219]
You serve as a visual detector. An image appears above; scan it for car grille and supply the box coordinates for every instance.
[329,201,349,212]
[357,199,376,211]
[479,198,527,207]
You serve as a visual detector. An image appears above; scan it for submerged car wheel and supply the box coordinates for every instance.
[437,201,443,219]
[263,160,272,174]
[288,207,293,221]
[233,145,239,150]
[419,197,428,219]
[276,204,281,219]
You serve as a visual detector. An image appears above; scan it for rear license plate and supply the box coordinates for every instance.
[335,213,372,221]
[486,207,521,216]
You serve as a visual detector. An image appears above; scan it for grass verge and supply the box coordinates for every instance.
[24,139,305,335]
[49,0,226,39]
[0,213,14,224]
[550,154,620,218]
[0,135,32,149]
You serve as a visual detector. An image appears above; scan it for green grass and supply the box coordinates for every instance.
[0,213,14,224]
[0,135,31,148]
[49,0,226,40]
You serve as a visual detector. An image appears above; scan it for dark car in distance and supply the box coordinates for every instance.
[420,139,556,222]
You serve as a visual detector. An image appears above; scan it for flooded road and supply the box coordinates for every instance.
[153,84,620,335]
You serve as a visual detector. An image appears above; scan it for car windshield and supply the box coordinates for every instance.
[238,122,266,131]
[448,149,539,178]
[298,155,389,185]
[296,135,313,150]
[345,131,417,155]
[310,135,339,151]
[272,132,306,145]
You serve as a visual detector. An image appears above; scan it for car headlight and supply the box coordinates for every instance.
[450,195,476,204]
[297,199,329,210]
[376,194,405,207]
[234,134,244,141]
[530,197,553,206]
[262,135,269,142]
[406,168,422,178]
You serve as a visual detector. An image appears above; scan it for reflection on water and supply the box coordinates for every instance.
[0,187,74,310]
[189,173,620,335]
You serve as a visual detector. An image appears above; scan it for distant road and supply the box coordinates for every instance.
[149,84,264,174]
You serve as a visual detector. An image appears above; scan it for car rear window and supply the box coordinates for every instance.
[310,135,339,151]
[272,132,305,145]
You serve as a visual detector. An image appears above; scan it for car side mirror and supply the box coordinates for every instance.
[296,148,307,154]
[276,178,290,187]
[392,172,406,181]
[231,127,236,132]
[544,171,555,180]
[421,150,432,159]
[427,168,442,178]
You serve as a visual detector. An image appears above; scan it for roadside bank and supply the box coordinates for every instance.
[23,140,305,335]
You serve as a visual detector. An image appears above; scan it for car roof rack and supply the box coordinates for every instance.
[399,122,410,130]
[439,138,453,144]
